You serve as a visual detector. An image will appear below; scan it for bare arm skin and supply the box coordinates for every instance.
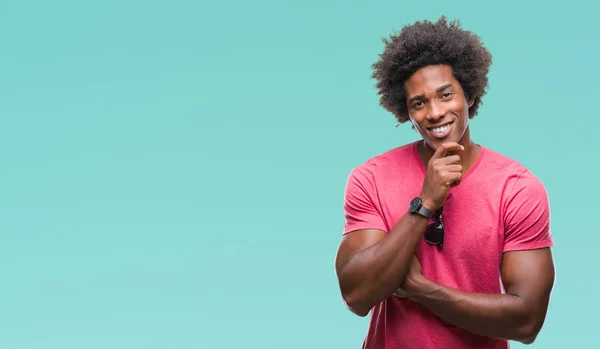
[334,215,429,317]
[401,248,555,344]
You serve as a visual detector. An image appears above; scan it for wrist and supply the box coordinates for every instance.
[420,197,437,212]
[409,196,436,219]
[407,275,435,301]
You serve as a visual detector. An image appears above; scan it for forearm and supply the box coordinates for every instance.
[410,277,537,343]
[340,213,428,316]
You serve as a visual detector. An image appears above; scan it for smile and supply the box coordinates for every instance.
[427,121,454,139]
[431,124,451,133]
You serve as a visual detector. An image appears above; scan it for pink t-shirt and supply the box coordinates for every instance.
[342,141,554,349]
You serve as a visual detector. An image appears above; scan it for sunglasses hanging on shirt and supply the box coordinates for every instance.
[424,207,444,248]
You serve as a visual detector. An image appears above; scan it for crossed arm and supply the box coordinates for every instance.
[401,247,555,344]
[335,226,555,344]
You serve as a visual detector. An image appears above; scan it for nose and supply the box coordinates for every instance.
[427,100,445,121]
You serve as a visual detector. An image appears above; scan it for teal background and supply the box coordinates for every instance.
[0,0,596,348]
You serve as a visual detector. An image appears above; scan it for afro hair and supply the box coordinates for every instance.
[371,16,493,124]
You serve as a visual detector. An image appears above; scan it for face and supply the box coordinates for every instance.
[404,65,474,151]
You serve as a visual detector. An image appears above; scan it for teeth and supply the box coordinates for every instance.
[431,124,451,133]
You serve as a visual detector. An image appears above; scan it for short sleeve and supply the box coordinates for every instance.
[342,165,388,235]
[503,169,554,252]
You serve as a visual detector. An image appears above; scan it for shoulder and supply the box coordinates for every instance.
[479,146,529,175]
[483,149,555,249]
[479,146,550,210]
[479,146,545,188]
[347,141,419,181]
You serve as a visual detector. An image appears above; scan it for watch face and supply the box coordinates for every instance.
[409,197,421,212]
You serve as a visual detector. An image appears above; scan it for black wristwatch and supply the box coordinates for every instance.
[409,197,434,219]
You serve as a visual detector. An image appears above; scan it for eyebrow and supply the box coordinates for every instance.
[407,83,454,104]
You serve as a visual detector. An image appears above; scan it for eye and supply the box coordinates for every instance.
[441,92,453,99]
[412,101,425,109]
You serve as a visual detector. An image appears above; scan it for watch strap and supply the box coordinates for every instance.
[417,204,434,219]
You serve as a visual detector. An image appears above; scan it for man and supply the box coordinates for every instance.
[334,17,555,349]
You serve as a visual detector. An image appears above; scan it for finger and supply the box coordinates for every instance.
[445,173,463,187]
[436,155,462,165]
[394,289,409,298]
[431,142,464,159]
[443,164,463,173]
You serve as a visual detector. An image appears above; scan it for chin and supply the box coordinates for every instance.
[425,134,460,151]
[424,139,442,151]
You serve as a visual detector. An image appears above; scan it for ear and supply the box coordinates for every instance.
[468,98,474,108]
